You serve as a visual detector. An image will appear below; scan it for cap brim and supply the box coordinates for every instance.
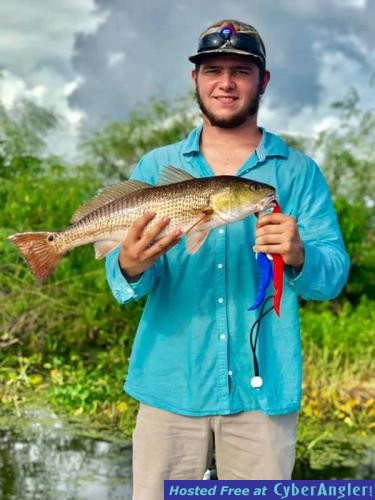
[189,48,264,65]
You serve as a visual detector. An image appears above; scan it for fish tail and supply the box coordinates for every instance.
[8,232,65,282]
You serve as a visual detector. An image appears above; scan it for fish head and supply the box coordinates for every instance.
[210,178,276,223]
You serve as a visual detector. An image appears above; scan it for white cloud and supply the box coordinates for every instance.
[0,0,373,161]
[108,52,126,67]
[0,68,86,159]
[336,0,367,8]
[0,0,106,161]
[64,78,84,97]
[261,44,374,142]
[0,72,27,109]
[0,1,106,76]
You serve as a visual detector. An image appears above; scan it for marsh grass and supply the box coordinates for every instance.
[0,149,374,472]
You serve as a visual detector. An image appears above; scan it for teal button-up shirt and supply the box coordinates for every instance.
[105,126,349,416]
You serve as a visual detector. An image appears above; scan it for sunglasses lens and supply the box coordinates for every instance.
[231,35,262,54]
[198,33,225,51]
[234,36,265,62]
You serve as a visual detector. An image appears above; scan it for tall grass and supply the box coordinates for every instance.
[0,159,374,469]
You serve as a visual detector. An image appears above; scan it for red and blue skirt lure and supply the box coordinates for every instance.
[248,202,284,316]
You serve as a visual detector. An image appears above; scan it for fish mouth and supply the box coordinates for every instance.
[259,193,277,211]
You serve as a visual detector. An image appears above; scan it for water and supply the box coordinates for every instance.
[0,408,132,500]
[0,408,373,499]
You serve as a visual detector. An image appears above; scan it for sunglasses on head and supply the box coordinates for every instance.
[197,32,265,62]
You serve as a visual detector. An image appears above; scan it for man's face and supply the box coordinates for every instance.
[192,55,270,129]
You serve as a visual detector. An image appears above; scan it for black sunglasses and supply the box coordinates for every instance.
[198,32,266,62]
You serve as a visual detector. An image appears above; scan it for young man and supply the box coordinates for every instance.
[106,20,349,499]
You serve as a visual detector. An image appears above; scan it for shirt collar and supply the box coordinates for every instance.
[181,125,289,160]
[258,128,288,160]
[181,125,202,156]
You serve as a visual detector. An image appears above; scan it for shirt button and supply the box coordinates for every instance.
[220,334,226,340]
[218,297,224,304]
[228,370,233,376]
[219,229,224,235]
[127,287,133,293]
[217,263,223,269]
[289,281,294,286]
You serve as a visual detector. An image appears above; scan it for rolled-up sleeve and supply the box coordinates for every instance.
[105,246,163,304]
[286,160,350,300]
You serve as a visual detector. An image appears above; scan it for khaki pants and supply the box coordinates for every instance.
[132,403,298,500]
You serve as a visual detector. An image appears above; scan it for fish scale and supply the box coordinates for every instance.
[61,180,214,247]
[8,169,276,282]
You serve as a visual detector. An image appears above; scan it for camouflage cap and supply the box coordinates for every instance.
[189,19,266,68]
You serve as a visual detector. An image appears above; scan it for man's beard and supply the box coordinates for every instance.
[195,84,262,129]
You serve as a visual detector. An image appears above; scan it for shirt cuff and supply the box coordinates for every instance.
[105,247,143,303]
[284,244,315,293]
[284,264,302,284]
[284,242,346,300]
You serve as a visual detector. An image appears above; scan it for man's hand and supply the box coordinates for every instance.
[119,211,182,280]
[254,213,304,270]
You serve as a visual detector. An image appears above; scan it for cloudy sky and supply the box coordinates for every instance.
[0,0,374,160]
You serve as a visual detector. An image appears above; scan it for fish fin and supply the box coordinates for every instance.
[185,230,210,255]
[71,179,152,224]
[94,240,120,259]
[157,166,196,186]
[8,232,64,282]
[185,207,214,234]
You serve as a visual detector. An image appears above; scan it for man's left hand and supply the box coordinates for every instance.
[254,213,304,270]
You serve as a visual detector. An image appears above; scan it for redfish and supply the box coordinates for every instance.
[9,166,276,282]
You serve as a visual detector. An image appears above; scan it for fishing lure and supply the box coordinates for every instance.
[248,202,284,316]
[247,252,273,311]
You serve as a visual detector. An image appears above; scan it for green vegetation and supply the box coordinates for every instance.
[81,94,197,180]
[0,94,374,474]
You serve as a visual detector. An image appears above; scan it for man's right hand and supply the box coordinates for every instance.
[118,211,182,281]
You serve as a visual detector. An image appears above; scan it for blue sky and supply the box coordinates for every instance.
[0,0,373,160]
